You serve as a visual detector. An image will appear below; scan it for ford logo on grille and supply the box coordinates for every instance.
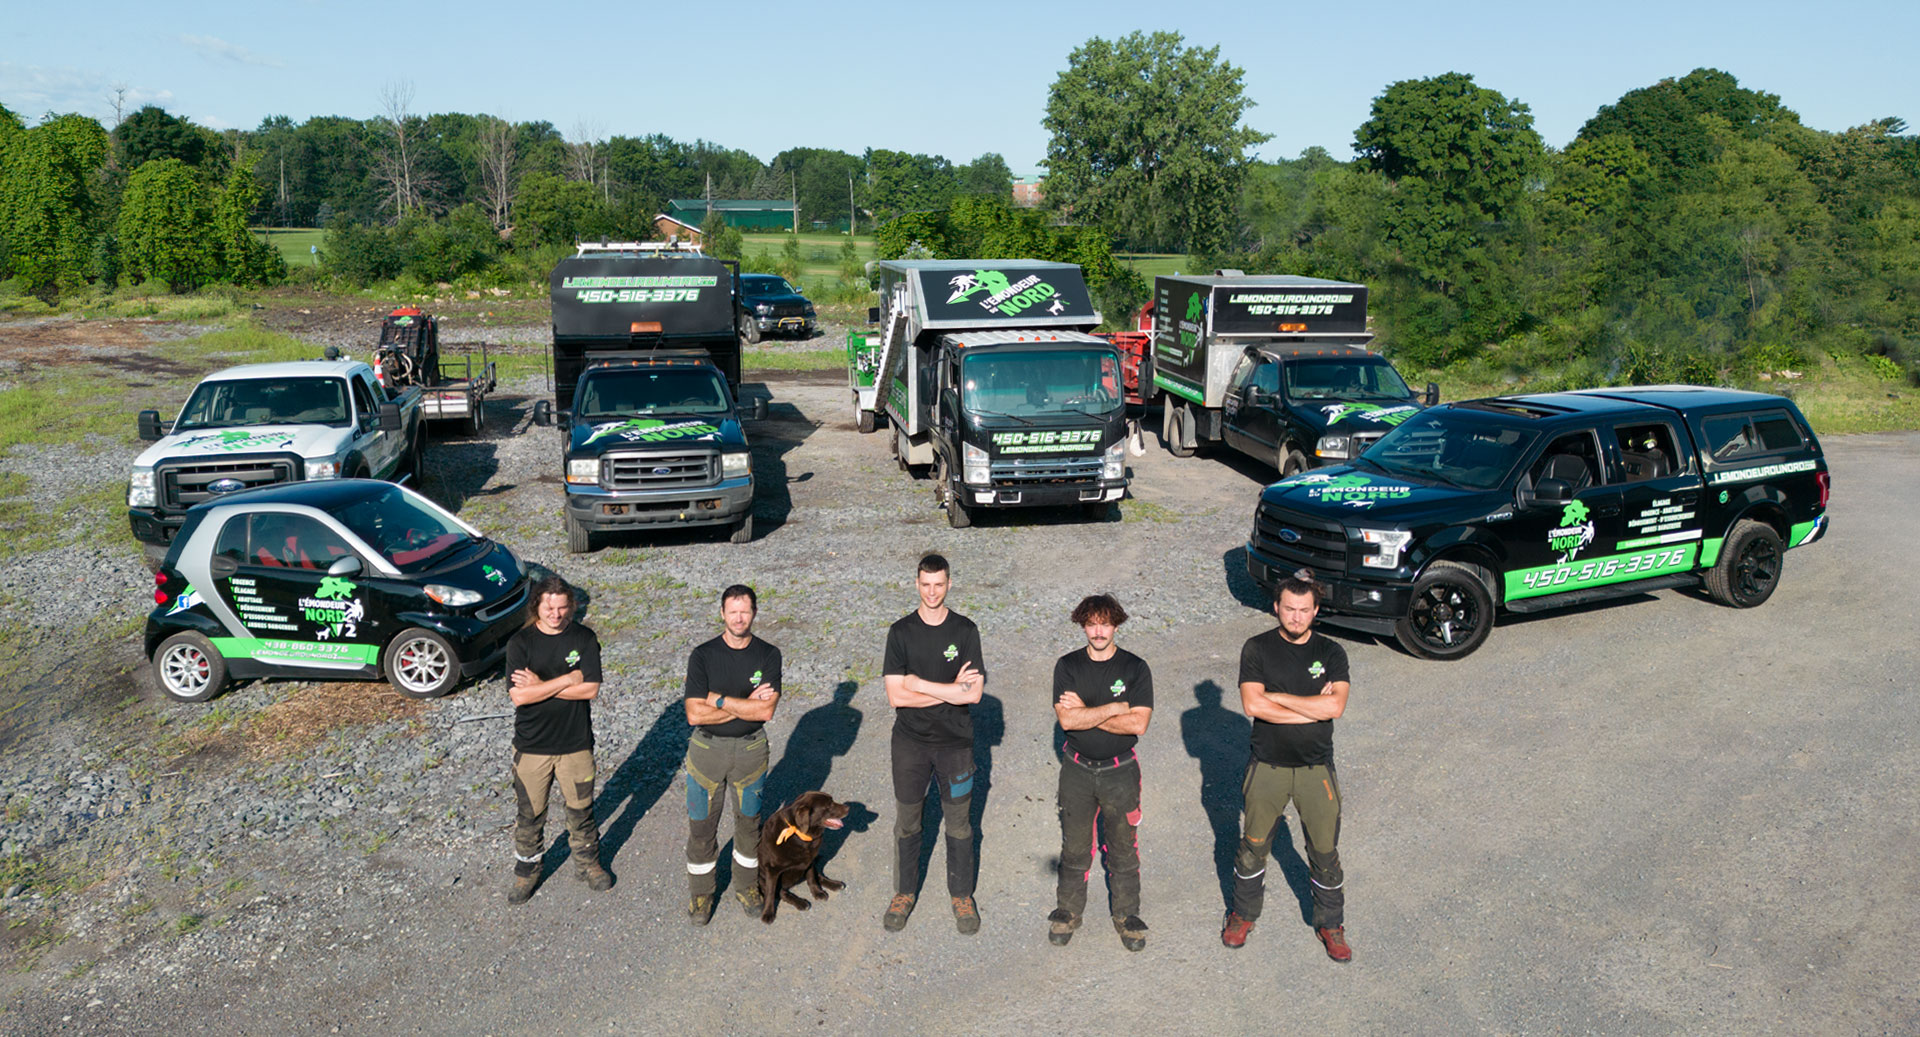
[651,466,672,475]
[207,478,246,495]
[1278,527,1302,544]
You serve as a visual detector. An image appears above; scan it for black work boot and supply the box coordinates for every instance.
[508,863,537,905]
[1047,908,1080,946]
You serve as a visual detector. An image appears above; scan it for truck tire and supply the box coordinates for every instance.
[936,457,971,529]
[1160,396,1174,450]
[402,430,426,483]
[1395,561,1495,660]
[1705,519,1783,608]
[1279,445,1308,478]
[729,512,754,544]
[468,401,485,436]
[385,627,460,699]
[740,316,761,345]
[565,510,593,554]
[1169,404,1196,458]
[153,632,228,703]
[856,399,876,435]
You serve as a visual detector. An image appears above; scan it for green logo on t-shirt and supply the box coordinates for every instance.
[943,644,958,662]
[1308,660,1325,678]
[1109,678,1126,697]
[566,649,581,667]
[750,669,763,686]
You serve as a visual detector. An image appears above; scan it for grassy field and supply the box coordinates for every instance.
[256,228,326,267]
[1114,252,1189,280]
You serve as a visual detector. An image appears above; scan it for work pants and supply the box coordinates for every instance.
[511,748,602,873]
[684,729,769,898]
[890,728,975,898]
[1233,759,1343,928]
[1055,754,1142,920]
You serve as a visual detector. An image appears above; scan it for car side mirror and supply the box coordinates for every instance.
[748,397,769,421]
[1425,382,1439,407]
[327,555,362,577]
[532,400,552,427]
[138,409,165,441]
[866,306,881,324]
[377,401,403,432]
[1534,477,1573,504]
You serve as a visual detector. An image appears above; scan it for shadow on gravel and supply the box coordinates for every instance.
[418,439,504,515]
[765,681,863,808]
[910,691,1004,896]
[748,389,825,538]
[1221,546,1271,613]
[559,702,693,882]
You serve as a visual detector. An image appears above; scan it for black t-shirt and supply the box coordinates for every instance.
[1053,646,1153,761]
[683,634,782,738]
[506,622,603,755]
[882,609,985,749]
[1238,628,1349,767]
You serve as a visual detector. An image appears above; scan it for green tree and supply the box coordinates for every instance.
[699,209,743,260]
[113,105,213,172]
[118,158,213,292]
[956,153,1012,199]
[777,233,803,280]
[1042,31,1269,253]
[513,171,611,249]
[865,149,957,223]
[210,155,285,286]
[0,113,111,297]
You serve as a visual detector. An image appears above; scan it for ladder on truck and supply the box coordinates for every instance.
[854,283,911,433]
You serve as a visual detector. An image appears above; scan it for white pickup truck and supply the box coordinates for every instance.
[128,359,426,564]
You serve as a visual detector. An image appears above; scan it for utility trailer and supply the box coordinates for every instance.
[373,308,498,434]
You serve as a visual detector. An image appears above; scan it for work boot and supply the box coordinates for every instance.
[883,893,916,932]
[507,867,537,906]
[688,894,714,926]
[736,884,765,916]
[951,896,980,935]
[576,859,614,892]
[1114,915,1148,952]
[1221,911,1255,949]
[1047,908,1080,947]
[1317,926,1353,963]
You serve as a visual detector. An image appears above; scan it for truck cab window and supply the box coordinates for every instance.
[351,377,377,428]
[1615,422,1680,481]
[1527,431,1602,492]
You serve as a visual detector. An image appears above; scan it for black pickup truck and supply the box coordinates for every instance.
[1244,386,1831,659]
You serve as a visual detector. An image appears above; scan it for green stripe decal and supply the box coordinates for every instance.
[211,637,380,667]
[1789,519,1820,546]
[1504,544,1699,601]
[1699,537,1725,567]
[1153,373,1203,403]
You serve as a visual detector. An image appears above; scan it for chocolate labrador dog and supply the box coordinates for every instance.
[757,791,849,924]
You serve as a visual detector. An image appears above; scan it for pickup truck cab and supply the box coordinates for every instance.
[1218,344,1435,475]
[1244,386,1831,659]
[129,359,426,562]
[145,480,529,701]
[739,274,816,341]
[532,351,767,551]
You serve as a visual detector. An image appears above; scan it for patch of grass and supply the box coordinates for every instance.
[175,913,204,934]
[165,682,426,762]
[1121,499,1179,523]
[255,227,327,268]
[0,477,129,563]
[1114,252,1188,280]
[171,324,320,365]
[744,347,843,372]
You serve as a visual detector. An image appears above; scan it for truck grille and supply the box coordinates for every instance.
[1353,432,1386,455]
[159,457,298,510]
[1252,503,1348,570]
[989,457,1103,485]
[766,304,809,319]
[604,451,717,491]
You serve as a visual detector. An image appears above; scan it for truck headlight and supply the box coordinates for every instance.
[755,303,773,315]
[1356,528,1412,569]
[722,452,750,479]
[129,468,156,507]
[308,459,340,480]
[1103,441,1125,481]
[1315,434,1351,460]
[424,584,482,607]
[566,459,600,485]
[963,443,989,485]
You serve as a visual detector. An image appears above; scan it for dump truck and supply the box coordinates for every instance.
[849,259,1128,528]
[1149,273,1436,475]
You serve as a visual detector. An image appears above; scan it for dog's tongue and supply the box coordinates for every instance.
[823,818,844,829]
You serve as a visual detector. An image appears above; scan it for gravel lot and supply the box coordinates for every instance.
[0,322,1915,1034]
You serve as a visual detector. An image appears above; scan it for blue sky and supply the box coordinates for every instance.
[4,1,1915,173]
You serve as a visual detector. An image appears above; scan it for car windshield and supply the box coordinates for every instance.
[962,349,1122,417]
[1362,409,1536,490]
[1282,359,1413,401]
[175,377,350,430]
[575,369,731,419]
[334,489,475,573]
[743,278,797,297]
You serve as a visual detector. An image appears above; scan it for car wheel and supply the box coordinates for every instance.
[936,457,970,529]
[1395,561,1495,660]
[565,510,593,554]
[385,627,460,699]
[729,512,754,544]
[1706,519,1783,608]
[1279,446,1308,478]
[1169,405,1196,458]
[740,316,761,345]
[154,632,228,702]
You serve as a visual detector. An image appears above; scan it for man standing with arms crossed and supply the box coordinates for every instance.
[882,553,986,934]
[1222,569,1354,962]
[505,574,612,904]
[1049,594,1154,951]
[682,584,782,925]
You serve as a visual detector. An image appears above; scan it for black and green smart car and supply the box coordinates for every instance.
[145,480,529,701]
[1245,386,1831,659]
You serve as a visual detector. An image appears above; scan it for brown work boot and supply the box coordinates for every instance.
[1046,908,1080,946]
[882,893,916,931]
[736,884,764,916]
[1113,915,1148,952]
[688,894,714,926]
[1221,911,1255,948]
[507,868,538,906]
[1317,926,1353,963]
[951,896,981,935]
[576,860,614,892]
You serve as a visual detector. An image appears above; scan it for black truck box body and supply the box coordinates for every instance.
[1153,274,1369,407]
[548,253,742,408]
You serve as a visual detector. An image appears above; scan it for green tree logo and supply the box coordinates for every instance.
[316,577,357,600]
[943,644,958,662]
[1560,500,1590,526]
[1108,678,1126,697]
[1185,291,1205,322]
[947,270,1012,304]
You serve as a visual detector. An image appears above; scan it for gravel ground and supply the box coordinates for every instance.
[0,327,1915,1034]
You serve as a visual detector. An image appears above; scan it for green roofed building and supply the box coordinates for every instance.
[666,199,798,231]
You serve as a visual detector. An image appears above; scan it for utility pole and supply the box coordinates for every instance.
[849,176,855,236]
[791,171,798,234]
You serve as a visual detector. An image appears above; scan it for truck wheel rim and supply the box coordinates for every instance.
[1412,585,1478,648]
[1736,539,1779,597]
[160,644,210,696]
[395,638,450,691]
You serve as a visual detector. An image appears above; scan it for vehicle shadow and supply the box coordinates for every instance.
[765,680,871,868]
[1177,679,1313,921]
[748,387,825,538]
[416,439,504,515]
[911,691,1004,898]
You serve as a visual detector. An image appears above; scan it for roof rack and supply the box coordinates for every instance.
[573,240,707,256]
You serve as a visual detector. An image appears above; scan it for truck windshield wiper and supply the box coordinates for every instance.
[971,409,1034,426]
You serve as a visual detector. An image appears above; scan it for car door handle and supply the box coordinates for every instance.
[209,556,239,578]
[1594,503,1622,517]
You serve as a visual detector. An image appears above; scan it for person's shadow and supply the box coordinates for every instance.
[1179,679,1313,921]
[534,698,691,883]
[765,680,873,866]
[913,691,1004,895]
